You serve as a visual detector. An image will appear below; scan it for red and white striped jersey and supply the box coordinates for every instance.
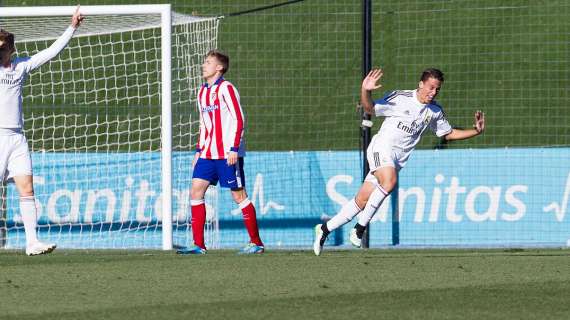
[196,77,246,159]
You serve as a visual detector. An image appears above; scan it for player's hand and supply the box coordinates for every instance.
[192,152,200,169]
[71,5,84,29]
[474,110,485,134]
[227,151,238,166]
[362,68,383,92]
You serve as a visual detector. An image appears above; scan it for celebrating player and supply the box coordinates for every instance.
[0,6,84,255]
[177,50,264,255]
[313,68,485,255]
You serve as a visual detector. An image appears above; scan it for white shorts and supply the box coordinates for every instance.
[0,132,33,181]
[366,134,407,174]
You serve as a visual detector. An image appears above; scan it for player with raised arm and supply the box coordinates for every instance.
[177,50,264,255]
[313,68,485,255]
[0,6,84,255]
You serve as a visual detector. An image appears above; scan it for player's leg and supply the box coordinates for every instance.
[230,187,264,254]
[187,177,210,252]
[347,139,398,248]
[350,166,396,247]
[182,158,215,253]
[328,181,374,231]
[222,158,264,254]
[313,181,375,256]
[8,135,56,256]
[13,175,36,242]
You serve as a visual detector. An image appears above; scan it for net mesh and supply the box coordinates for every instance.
[0,11,220,249]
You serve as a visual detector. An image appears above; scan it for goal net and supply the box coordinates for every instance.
[0,5,220,249]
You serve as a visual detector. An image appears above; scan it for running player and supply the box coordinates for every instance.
[314,68,485,255]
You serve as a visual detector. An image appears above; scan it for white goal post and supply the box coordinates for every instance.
[0,5,220,250]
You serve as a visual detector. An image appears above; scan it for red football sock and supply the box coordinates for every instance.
[191,199,206,249]
[240,199,263,246]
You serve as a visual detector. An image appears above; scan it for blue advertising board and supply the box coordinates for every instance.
[3,148,570,248]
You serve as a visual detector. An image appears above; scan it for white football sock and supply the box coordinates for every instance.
[357,185,389,227]
[20,196,39,246]
[326,198,362,232]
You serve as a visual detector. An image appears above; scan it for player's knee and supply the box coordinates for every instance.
[231,189,247,203]
[232,193,246,204]
[355,181,376,207]
[190,187,206,201]
[18,185,34,196]
[15,182,34,197]
[376,174,396,193]
[354,194,368,209]
[19,190,34,197]
[381,180,396,193]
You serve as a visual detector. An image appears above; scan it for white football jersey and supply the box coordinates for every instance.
[0,26,76,129]
[373,89,452,157]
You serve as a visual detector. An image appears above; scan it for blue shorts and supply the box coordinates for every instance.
[192,157,245,189]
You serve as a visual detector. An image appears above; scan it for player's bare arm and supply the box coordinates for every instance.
[71,5,85,29]
[361,68,383,115]
[445,110,485,141]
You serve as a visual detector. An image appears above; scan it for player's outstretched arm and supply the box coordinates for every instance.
[24,5,83,72]
[445,110,485,141]
[361,68,383,115]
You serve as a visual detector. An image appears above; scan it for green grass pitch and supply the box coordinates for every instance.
[1,249,570,319]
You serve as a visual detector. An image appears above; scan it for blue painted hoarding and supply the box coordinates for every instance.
[3,148,570,248]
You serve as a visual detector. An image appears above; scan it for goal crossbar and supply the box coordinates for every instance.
[0,5,172,17]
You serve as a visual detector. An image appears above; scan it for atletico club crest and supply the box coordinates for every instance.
[210,91,217,102]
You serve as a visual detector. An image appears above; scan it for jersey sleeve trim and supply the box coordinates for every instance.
[436,128,453,138]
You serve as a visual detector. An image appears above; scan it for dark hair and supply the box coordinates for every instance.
[0,29,15,55]
[420,68,444,82]
[206,49,229,74]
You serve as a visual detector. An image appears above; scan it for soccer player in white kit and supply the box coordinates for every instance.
[0,7,84,255]
[314,68,486,255]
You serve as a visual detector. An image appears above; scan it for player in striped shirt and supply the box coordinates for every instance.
[314,68,486,255]
[177,50,264,255]
[0,7,84,256]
